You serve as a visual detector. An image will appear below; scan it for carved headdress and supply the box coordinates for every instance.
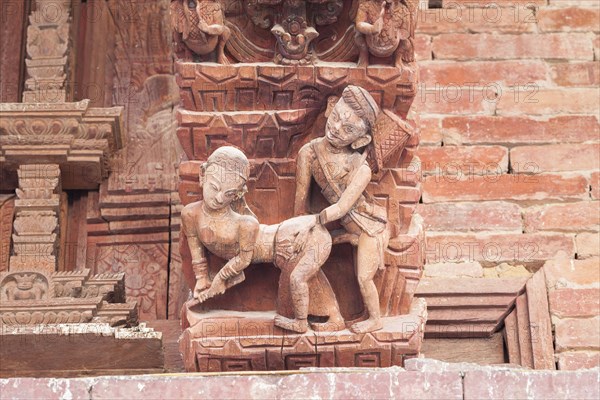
[341,85,380,132]
[329,85,415,173]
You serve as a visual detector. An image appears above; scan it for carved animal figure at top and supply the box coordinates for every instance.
[170,0,231,63]
[354,0,418,68]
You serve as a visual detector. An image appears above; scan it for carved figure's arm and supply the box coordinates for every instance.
[199,23,225,36]
[196,216,259,302]
[181,205,209,293]
[355,2,386,35]
[196,8,225,36]
[320,164,372,224]
[294,144,313,216]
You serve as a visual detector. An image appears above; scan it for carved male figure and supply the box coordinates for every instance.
[295,85,391,333]
[182,146,344,333]
[171,0,231,64]
[355,0,417,68]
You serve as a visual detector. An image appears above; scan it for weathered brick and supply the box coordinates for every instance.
[523,202,600,233]
[424,261,484,278]
[442,116,600,145]
[425,232,575,265]
[416,85,496,115]
[415,35,432,61]
[511,143,600,173]
[417,202,522,232]
[538,7,600,33]
[551,62,600,86]
[592,172,600,200]
[576,233,600,259]
[463,369,600,400]
[444,0,547,6]
[420,60,548,86]
[418,7,537,34]
[432,33,594,61]
[420,117,443,145]
[422,174,589,203]
[548,0,599,6]
[417,145,508,175]
[497,88,600,115]
[555,317,600,351]
[549,288,600,318]
[544,257,600,290]
[557,351,600,370]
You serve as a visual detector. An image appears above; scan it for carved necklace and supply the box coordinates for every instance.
[201,203,230,244]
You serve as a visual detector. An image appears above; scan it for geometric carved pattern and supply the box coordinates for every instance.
[181,298,427,372]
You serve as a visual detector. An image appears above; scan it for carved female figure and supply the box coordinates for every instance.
[181,146,344,333]
[295,85,392,333]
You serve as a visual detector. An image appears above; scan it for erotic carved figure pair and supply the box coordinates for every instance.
[181,86,394,334]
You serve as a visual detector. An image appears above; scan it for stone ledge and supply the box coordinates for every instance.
[1,360,599,400]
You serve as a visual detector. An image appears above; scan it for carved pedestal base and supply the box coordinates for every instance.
[180,298,427,372]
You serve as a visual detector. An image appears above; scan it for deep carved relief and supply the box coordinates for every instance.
[174,0,425,367]
[23,0,72,103]
[170,0,231,63]
[271,0,319,64]
[0,272,49,301]
[355,0,418,68]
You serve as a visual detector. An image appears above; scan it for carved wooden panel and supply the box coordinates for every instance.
[76,0,182,319]
[92,243,169,321]
[0,0,29,102]
[0,195,15,272]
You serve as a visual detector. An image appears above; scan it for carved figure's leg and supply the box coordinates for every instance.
[397,39,415,66]
[355,32,369,68]
[307,269,345,332]
[350,231,389,333]
[217,25,231,65]
[274,217,343,333]
[274,253,318,333]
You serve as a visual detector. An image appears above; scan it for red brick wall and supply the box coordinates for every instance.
[413,0,599,370]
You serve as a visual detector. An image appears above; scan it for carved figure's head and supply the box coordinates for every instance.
[14,274,35,290]
[326,85,380,150]
[201,146,250,211]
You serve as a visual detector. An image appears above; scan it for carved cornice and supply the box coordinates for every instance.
[0,101,124,188]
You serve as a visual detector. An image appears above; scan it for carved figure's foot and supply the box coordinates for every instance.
[350,317,383,334]
[274,315,308,333]
[218,54,230,65]
[357,54,369,68]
